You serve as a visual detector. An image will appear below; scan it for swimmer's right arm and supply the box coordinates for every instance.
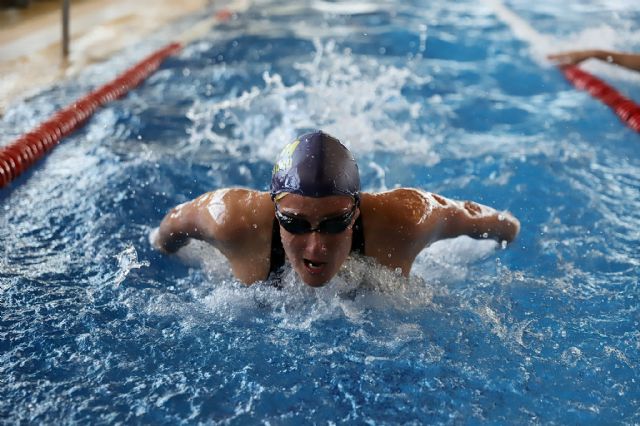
[402,189,520,245]
[547,50,640,71]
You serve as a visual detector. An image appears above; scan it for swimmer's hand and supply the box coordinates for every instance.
[149,226,187,254]
[149,227,168,253]
[500,210,520,245]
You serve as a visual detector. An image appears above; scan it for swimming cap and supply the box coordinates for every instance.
[270,131,360,201]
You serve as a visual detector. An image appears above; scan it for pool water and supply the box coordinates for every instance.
[1,0,639,423]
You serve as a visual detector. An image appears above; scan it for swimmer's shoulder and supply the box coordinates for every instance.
[359,189,435,271]
[193,188,271,211]
[360,188,437,228]
[360,188,446,249]
[192,188,274,243]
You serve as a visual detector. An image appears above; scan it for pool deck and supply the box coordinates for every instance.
[0,0,240,116]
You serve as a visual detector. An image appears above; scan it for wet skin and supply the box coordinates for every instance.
[276,194,359,287]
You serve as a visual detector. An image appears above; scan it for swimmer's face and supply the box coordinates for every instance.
[276,194,359,287]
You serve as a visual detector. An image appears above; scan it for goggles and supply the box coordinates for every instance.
[275,203,357,235]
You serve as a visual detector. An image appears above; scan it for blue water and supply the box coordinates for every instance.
[1,0,639,423]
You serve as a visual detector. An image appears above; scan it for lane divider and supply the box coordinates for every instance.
[560,65,640,133]
[0,42,183,189]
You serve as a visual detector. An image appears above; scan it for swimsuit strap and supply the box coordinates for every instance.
[269,218,286,277]
[350,214,365,255]
[268,213,366,278]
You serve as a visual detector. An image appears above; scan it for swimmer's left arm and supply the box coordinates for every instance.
[434,197,520,245]
[404,190,520,246]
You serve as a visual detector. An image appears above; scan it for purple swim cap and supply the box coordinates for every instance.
[270,131,360,200]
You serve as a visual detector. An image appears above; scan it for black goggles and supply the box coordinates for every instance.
[275,203,357,235]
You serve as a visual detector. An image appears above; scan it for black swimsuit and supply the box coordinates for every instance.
[268,215,365,279]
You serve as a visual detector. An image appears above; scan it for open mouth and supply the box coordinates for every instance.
[303,258,327,274]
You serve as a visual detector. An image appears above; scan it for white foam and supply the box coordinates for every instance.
[413,236,499,284]
[184,39,438,167]
[311,0,381,15]
[174,239,234,275]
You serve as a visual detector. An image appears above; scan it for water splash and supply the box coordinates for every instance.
[114,245,150,287]
[184,38,438,166]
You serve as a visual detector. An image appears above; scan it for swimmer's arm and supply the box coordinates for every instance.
[153,196,211,254]
[404,190,519,245]
[152,189,272,255]
[547,50,640,71]
[434,197,520,244]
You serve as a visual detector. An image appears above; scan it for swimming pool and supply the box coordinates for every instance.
[1,0,639,423]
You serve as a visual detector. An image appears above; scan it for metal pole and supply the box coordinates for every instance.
[62,0,70,57]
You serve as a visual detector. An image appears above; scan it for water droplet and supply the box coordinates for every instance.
[498,214,505,221]
[387,253,392,258]
[501,240,507,249]
[252,224,257,229]
[482,232,488,239]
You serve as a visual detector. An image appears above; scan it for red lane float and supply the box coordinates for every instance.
[561,65,640,133]
[215,9,233,22]
[0,42,183,189]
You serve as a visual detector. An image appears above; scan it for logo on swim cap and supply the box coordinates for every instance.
[272,139,300,175]
[270,131,360,200]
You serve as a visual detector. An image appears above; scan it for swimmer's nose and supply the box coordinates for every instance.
[304,231,328,256]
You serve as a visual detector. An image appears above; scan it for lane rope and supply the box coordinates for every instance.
[0,42,182,189]
[560,65,640,133]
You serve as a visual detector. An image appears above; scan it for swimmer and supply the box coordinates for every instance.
[548,50,640,72]
[152,131,520,287]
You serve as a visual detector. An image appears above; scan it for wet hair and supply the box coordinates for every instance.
[270,130,360,201]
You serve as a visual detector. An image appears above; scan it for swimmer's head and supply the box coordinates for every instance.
[271,131,360,287]
[270,131,360,203]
